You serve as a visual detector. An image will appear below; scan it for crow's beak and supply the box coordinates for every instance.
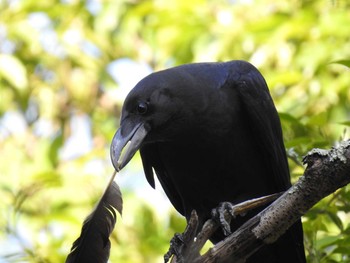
[110,122,148,171]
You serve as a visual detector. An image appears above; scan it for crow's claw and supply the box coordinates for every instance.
[164,233,184,263]
[211,201,238,236]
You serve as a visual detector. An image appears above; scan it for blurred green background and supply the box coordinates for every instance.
[0,0,349,262]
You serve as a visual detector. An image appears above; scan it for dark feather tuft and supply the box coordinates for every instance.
[65,179,123,263]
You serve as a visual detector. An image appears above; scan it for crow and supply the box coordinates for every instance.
[110,60,305,262]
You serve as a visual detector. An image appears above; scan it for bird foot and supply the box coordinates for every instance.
[164,233,184,263]
[164,211,200,262]
[211,202,238,236]
[211,193,284,237]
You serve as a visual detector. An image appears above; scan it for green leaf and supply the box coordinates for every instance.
[330,60,350,68]
[338,121,350,127]
[315,235,339,250]
[327,212,343,231]
[0,54,28,91]
[279,112,303,126]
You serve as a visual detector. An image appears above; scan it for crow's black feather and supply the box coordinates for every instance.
[65,178,122,263]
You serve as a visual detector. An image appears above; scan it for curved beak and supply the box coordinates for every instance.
[110,122,148,171]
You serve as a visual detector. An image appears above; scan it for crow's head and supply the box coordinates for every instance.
[110,63,232,171]
[111,69,195,171]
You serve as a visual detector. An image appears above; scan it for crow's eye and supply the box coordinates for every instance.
[136,102,148,115]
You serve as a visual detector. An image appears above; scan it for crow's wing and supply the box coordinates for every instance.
[222,61,305,262]
[224,61,291,191]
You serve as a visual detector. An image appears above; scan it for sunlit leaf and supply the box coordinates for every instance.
[338,121,350,127]
[331,60,350,68]
[0,54,28,91]
[315,235,339,250]
[327,212,343,232]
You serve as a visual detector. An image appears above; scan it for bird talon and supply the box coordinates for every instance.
[164,233,184,263]
[212,202,237,236]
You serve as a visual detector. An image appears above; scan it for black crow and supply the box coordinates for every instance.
[110,60,305,262]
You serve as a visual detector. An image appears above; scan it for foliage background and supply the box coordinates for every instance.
[0,0,349,262]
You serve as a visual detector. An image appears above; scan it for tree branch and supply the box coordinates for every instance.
[167,140,350,263]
